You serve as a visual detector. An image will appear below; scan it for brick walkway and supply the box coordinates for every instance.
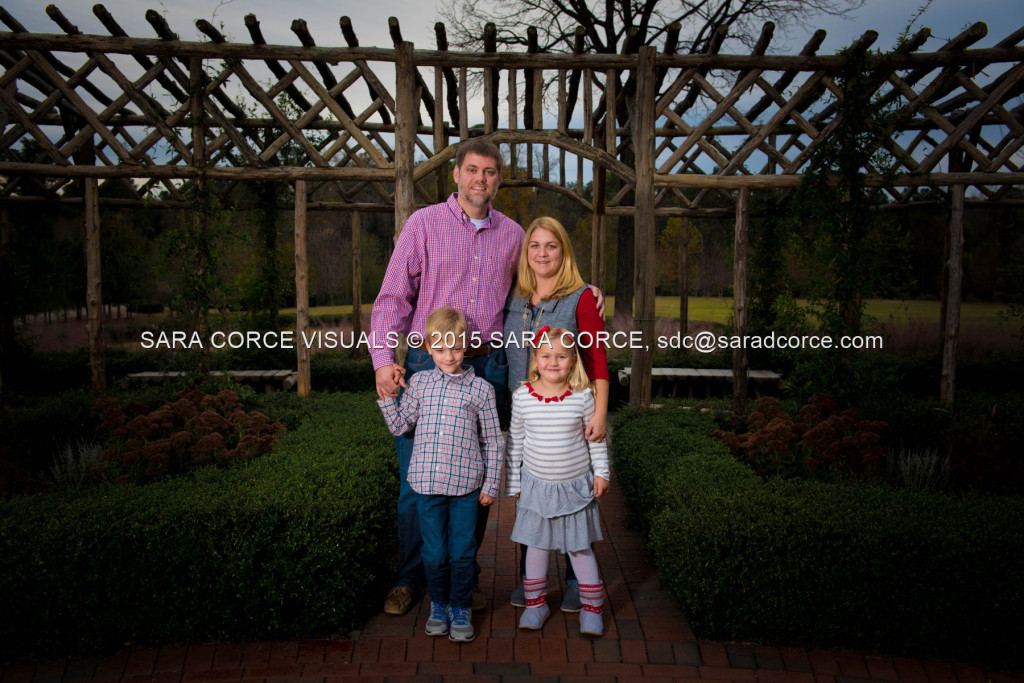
[2,478,1021,683]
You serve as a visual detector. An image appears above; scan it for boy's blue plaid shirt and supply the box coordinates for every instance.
[378,366,503,498]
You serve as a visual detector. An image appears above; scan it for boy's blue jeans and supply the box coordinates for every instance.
[418,490,480,609]
[393,345,508,593]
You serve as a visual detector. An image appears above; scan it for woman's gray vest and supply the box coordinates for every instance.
[502,285,587,399]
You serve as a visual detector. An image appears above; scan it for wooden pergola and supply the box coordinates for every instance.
[1,5,1023,407]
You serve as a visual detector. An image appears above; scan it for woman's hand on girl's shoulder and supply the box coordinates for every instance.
[594,476,609,498]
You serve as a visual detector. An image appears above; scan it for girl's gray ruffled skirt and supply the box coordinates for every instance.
[510,470,603,553]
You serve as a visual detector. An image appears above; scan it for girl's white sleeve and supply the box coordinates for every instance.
[582,389,610,480]
[505,391,525,496]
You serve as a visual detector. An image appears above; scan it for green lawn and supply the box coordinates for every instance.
[289,297,1012,331]
[598,297,1010,328]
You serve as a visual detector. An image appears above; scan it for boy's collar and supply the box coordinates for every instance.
[434,364,475,381]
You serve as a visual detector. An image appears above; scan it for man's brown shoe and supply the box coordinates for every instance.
[384,585,414,615]
[471,584,486,612]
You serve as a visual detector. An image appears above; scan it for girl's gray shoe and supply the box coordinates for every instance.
[560,580,582,612]
[518,603,550,630]
[510,582,526,607]
[579,609,604,636]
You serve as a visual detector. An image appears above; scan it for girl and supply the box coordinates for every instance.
[505,326,609,636]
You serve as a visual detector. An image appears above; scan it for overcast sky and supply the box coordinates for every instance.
[3,0,1022,53]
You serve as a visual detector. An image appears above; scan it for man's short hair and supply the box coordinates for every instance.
[424,305,468,342]
[455,139,503,173]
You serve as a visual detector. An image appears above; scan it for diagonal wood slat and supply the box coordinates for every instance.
[289,59,391,168]
[24,49,135,164]
[917,60,1024,173]
[658,68,764,174]
[0,85,69,165]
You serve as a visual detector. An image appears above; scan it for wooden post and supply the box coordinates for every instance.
[0,205,9,399]
[85,176,106,392]
[458,67,468,141]
[189,56,210,365]
[395,42,417,242]
[434,66,447,203]
[679,218,689,335]
[294,179,311,398]
[558,69,567,188]
[508,69,518,175]
[605,69,617,154]
[484,23,498,134]
[941,183,964,404]
[629,46,656,409]
[591,162,606,290]
[484,65,495,134]
[534,62,546,181]
[733,188,750,413]
[351,210,363,360]
[581,68,591,198]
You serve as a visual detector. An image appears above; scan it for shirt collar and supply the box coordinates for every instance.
[449,193,491,228]
[432,364,476,384]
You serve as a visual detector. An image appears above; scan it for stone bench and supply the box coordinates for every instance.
[617,367,782,399]
[125,370,299,393]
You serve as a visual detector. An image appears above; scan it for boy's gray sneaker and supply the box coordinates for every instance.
[448,606,475,642]
[560,579,582,612]
[510,582,526,607]
[425,601,450,636]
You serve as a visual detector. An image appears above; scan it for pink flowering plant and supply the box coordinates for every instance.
[93,389,285,482]
[712,394,888,480]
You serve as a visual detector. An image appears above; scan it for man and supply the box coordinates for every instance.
[371,138,521,616]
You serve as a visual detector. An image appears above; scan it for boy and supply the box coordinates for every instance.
[377,306,503,643]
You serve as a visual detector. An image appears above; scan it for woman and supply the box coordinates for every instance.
[504,216,609,612]
[504,216,609,437]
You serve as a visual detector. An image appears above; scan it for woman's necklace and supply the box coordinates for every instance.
[522,296,550,334]
[522,285,554,334]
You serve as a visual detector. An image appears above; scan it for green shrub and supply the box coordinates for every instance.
[869,390,1024,495]
[612,406,1024,670]
[0,392,398,658]
[311,353,375,391]
[0,388,98,495]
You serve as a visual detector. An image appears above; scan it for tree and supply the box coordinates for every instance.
[440,0,862,327]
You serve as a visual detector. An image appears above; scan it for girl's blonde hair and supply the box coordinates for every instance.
[515,216,586,300]
[527,327,591,392]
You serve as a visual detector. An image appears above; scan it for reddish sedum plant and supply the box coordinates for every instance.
[93,390,286,482]
[712,394,888,480]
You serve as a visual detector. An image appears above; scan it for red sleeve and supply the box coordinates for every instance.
[575,288,609,382]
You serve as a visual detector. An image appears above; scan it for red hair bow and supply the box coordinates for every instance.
[532,325,551,347]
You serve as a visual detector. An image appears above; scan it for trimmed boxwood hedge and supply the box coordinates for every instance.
[611,406,1024,671]
[0,392,397,659]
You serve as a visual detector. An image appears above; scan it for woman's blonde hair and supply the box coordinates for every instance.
[516,216,585,300]
[527,327,591,391]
